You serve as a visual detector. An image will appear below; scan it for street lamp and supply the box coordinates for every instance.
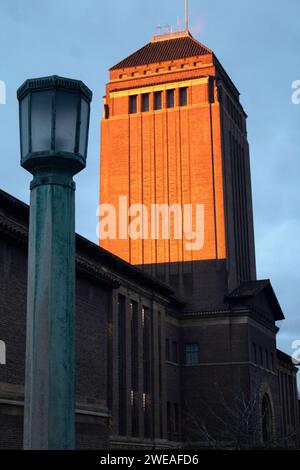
[17,76,92,450]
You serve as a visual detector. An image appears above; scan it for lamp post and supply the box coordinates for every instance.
[17,76,92,450]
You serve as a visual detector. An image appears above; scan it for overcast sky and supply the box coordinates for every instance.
[0,0,299,366]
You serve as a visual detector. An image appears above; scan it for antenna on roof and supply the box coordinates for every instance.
[185,0,189,31]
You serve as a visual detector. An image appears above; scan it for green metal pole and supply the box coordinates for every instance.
[23,168,76,450]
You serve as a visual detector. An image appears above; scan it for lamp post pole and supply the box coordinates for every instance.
[17,76,92,450]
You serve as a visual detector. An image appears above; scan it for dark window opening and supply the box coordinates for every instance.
[129,95,137,114]
[259,346,263,366]
[271,353,274,371]
[118,295,127,435]
[166,338,170,362]
[265,350,269,370]
[179,87,188,106]
[104,104,109,119]
[141,93,150,112]
[130,301,139,436]
[252,343,257,364]
[166,89,175,108]
[185,343,199,365]
[167,401,171,438]
[262,394,273,443]
[154,91,162,110]
[172,341,178,364]
[174,403,179,435]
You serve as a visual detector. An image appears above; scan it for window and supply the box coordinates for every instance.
[265,350,269,370]
[166,89,175,108]
[185,343,199,365]
[154,91,162,110]
[179,87,188,106]
[130,301,139,392]
[118,295,127,435]
[259,346,263,366]
[167,401,171,437]
[271,353,274,371]
[252,343,257,364]
[174,403,179,435]
[166,338,170,361]
[172,341,178,364]
[129,95,137,114]
[141,93,150,112]
[104,104,109,119]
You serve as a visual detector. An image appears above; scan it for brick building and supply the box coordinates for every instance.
[0,30,299,449]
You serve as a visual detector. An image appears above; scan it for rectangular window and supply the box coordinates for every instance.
[166,89,175,108]
[167,401,171,437]
[141,93,150,112]
[271,353,274,371]
[129,95,137,114]
[174,403,179,435]
[131,301,139,392]
[259,346,263,366]
[166,338,170,361]
[265,350,269,370]
[118,295,127,436]
[172,341,178,364]
[252,343,257,364]
[154,91,162,110]
[104,104,109,119]
[179,87,188,106]
[185,343,199,365]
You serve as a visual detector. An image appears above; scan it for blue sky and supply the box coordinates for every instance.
[0,0,299,366]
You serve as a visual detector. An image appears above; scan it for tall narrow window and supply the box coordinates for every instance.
[259,346,263,366]
[118,295,127,435]
[179,87,188,106]
[141,93,150,112]
[185,343,199,365]
[167,401,172,438]
[252,343,257,364]
[166,89,175,108]
[172,341,178,364]
[104,104,109,119]
[166,338,170,361]
[129,95,137,114]
[174,403,179,436]
[154,91,162,110]
[271,353,274,371]
[265,350,269,370]
[143,307,152,438]
[130,301,139,436]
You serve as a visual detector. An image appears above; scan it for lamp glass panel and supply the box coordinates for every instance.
[79,98,89,157]
[20,94,29,157]
[55,91,78,153]
[31,91,53,152]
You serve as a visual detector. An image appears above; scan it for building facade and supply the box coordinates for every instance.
[0,30,299,449]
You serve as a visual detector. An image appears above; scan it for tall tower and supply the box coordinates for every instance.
[100,29,256,308]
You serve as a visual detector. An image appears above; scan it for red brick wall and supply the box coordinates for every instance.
[100,52,226,265]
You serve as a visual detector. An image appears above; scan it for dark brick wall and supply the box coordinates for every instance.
[0,233,111,449]
[0,238,27,387]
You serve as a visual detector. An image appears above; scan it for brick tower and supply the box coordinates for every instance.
[100,29,256,309]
